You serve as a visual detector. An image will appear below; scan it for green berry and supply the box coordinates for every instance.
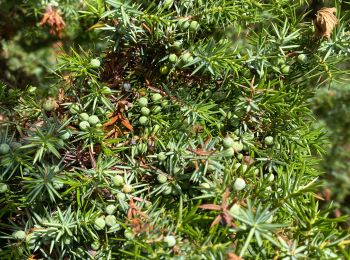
[102,86,112,95]
[105,215,117,227]
[122,184,133,193]
[181,52,193,64]
[79,113,89,121]
[232,141,243,153]
[266,173,275,182]
[12,230,26,240]
[88,115,100,126]
[0,183,8,193]
[181,20,190,29]
[157,174,168,184]
[157,152,167,161]
[112,175,124,186]
[79,121,90,130]
[151,93,162,102]
[139,116,148,125]
[0,143,10,155]
[42,98,57,111]
[276,57,285,65]
[138,97,148,107]
[117,192,126,201]
[140,107,150,116]
[161,100,169,107]
[94,217,106,230]
[90,58,100,67]
[152,106,162,114]
[60,131,71,140]
[229,203,241,216]
[297,54,307,63]
[264,136,274,145]
[63,237,72,245]
[237,153,243,160]
[124,229,134,240]
[222,147,235,157]
[160,65,169,75]
[105,205,117,215]
[234,178,246,191]
[164,235,176,247]
[91,241,100,250]
[69,103,80,114]
[162,185,172,195]
[223,136,234,148]
[169,54,178,63]
[281,65,290,74]
[173,41,182,50]
[189,20,199,31]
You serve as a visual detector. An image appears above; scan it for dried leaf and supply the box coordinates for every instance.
[226,253,243,260]
[314,7,338,39]
[40,5,66,37]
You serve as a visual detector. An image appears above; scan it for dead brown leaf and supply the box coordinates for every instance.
[227,253,243,260]
[314,7,338,39]
[39,5,66,37]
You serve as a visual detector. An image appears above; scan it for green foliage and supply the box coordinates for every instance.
[1,0,350,259]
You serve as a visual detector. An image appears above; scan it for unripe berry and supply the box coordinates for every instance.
[281,65,290,74]
[157,152,167,161]
[157,174,168,184]
[0,143,10,155]
[264,136,274,145]
[60,131,71,140]
[42,98,57,111]
[105,204,117,215]
[234,178,246,191]
[105,215,117,227]
[12,230,26,240]
[189,20,199,31]
[138,97,148,107]
[0,183,8,193]
[90,58,100,67]
[112,175,124,186]
[151,93,162,102]
[79,121,90,130]
[88,115,100,126]
[164,235,176,247]
[79,113,89,121]
[297,54,307,63]
[94,217,106,230]
[91,241,100,250]
[140,107,150,116]
[122,184,133,193]
[222,147,235,157]
[160,65,169,75]
[232,141,243,153]
[169,54,178,63]
[139,116,148,125]
[223,136,234,148]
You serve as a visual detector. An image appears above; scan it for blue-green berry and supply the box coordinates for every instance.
[234,178,246,191]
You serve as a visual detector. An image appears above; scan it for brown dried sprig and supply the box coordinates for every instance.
[314,7,338,39]
[39,5,66,37]
[199,188,236,227]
